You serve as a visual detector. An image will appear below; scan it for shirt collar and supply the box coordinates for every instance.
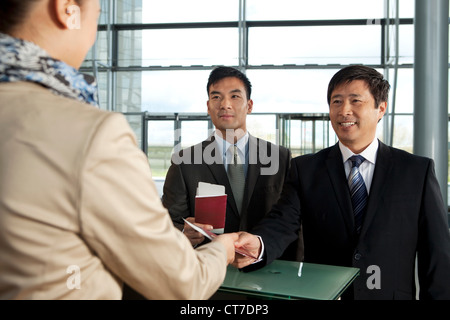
[339,138,379,165]
[214,131,249,156]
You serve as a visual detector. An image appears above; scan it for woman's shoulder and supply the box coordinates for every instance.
[1,81,108,118]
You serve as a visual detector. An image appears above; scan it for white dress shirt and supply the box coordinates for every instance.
[214,131,249,176]
[339,138,379,194]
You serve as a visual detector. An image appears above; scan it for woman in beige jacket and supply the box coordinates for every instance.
[0,0,238,300]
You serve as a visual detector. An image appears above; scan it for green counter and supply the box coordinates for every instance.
[219,260,359,300]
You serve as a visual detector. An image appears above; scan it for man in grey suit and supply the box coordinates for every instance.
[234,66,450,299]
[162,66,301,261]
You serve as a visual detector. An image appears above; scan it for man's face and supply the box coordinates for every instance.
[329,80,386,154]
[207,76,253,142]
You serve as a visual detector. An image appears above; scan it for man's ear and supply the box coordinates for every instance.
[378,101,387,121]
[52,0,78,29]
[247,99,253,114]
[206,100,211,116]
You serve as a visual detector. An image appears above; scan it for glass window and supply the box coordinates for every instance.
[90,0,433,190]
[179,121,211,149]
[117,30,142,67]
[118,29,239,67]
[376,115,413,154]
[385,25,414,66]
[147,120,175,178]
[115,0,143,24]
[98,0,112,25]
[391,115,413,153]
[116,70,212,113]
[96,71,110,111]
[249,25,381,66]
[147,119,211,179]
[142,70,210,113]
[116,71,143,113]
[82,31,109,68]
[124,113,145,151]
[142,0,239,23]
[246,0,384,21]
[399,0,415,18]
[286,118,333,157]
[398,25,414,65]
[247,114,277,144]
[247,69,337,114]
[386,68,414,114]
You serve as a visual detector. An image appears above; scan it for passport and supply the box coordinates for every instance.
[195,182,227,234]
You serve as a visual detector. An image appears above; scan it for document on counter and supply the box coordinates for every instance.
[183,218,261,262]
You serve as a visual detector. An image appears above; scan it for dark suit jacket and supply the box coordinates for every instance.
[250,141,450,299]
[162,134,302,261]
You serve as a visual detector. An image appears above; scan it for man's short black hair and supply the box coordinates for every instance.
[327,65,390,108]
[207,66,252,100]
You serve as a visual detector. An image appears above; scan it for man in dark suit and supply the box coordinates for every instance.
[162,66,301,261]
[234,66,450,299]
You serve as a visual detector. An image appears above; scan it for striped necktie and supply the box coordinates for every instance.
[348,155,368,235]
[227,145,245,214]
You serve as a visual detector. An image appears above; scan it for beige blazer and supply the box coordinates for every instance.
[0,82,227,300]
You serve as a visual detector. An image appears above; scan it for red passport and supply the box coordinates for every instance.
[195,194,227,234]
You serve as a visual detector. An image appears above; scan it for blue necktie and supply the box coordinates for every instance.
[348,155,368,234]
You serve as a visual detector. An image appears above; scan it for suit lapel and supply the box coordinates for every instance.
[244,135,261,207]
[237,135,262,229]
[326,144,355,237]
[359,141,393,239]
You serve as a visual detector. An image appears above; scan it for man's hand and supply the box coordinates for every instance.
[232,232,262,269]
[183,217,213,246]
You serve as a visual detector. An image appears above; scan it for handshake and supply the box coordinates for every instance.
[183,217,262,268]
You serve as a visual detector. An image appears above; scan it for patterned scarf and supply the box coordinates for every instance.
[0,32,98,107]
